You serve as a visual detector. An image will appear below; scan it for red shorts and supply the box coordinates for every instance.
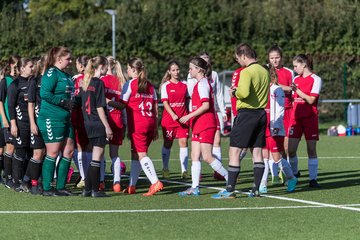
[215,113,220,131]
[72,108,89,149]
[129,131,154,153]
[264,136,285,153]
[192,128,216,144]
[108,114,124,145]
[162,125,189,141]
[288,115,319,140]
[283,108,292,136]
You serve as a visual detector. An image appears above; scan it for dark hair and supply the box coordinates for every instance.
[199,52,212,65]
[235,43,257,59]
[189,56,212,80]
[76,55,90,71]
[17,57,33,75]
[293,54,313,71]
[161,60,180,85]
[128,57,148,93]
[44,46,71,70]
[82,56,108,91]
[267,44,283,58]
[4,55,21,77]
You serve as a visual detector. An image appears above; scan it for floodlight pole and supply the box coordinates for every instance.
[104,9,117,58]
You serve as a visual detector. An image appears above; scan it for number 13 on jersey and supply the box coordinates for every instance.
[139,101,153,117]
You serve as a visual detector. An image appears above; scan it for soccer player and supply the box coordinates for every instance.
[267,45,295,183]
[178,57,228,196]
[0,55,20,189]
[79,56,113,198]
[259,64,297,194]
[160,60,189,179]
[38,46,75,196]
[108,57,163,196]
[187,52,227,180]
[7,58,35,191]
[27,54,47,194]
[212,43,269,199]
[72,55,91,188]
[100,56,127,192]
[288,54,322,188]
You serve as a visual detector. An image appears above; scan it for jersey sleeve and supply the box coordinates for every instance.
[40,68,63,105]
[27,78,37,103]
[213,72,226,115]
[0,78,7,102]
[198,80,210,103]
[160,82,168,102]
[7,82,17,120]
[120,80,132,103]
[310,75,322,97]
[96,79,107,108]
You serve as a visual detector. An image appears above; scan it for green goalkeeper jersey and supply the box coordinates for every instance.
[38,66,74,124]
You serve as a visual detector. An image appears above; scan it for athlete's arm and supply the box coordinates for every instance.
[40,71,64,106]
[107,99,126,110]
[28,102,38,135]
[179,101,210,124]
[163,100,178,121]
[97,107,113,140]
[291,83,317,105]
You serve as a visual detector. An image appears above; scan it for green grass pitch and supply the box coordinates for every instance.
[0,135,360,239]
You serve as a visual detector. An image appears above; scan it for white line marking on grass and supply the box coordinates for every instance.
[162,179,360,213]
[0,205,324,214]
[1,204,360,214]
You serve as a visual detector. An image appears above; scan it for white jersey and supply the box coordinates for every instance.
[186,71,225,115]
[269,84,285,136]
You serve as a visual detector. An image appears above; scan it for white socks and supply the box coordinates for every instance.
[261,158,269,185]
[191,161,201,188]
[129,160,142,186]
[140,157,159,184]
[77,151,85,180]
[112,157,121,184]
[269,158,278,177]
[212,147,222,162]
[308,158,318,180]
[162,146,171,170]
[209,159,228,181]
[179,147,188,173]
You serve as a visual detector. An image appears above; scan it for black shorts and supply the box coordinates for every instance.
[230,109,266,148]
[0,128,5,147]
[3,127,14,144]
[89,136,108,147]
[14,128,30,148]
[30,132,45,149]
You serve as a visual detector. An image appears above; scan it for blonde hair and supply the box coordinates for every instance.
[82,56,108,91]
[268,64,278,85]
[107,56,126,89]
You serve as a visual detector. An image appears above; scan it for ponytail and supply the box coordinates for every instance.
[268,63,278,84]
[82,56,108,91]
[4,55,20,78]
[128,57,148,93]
